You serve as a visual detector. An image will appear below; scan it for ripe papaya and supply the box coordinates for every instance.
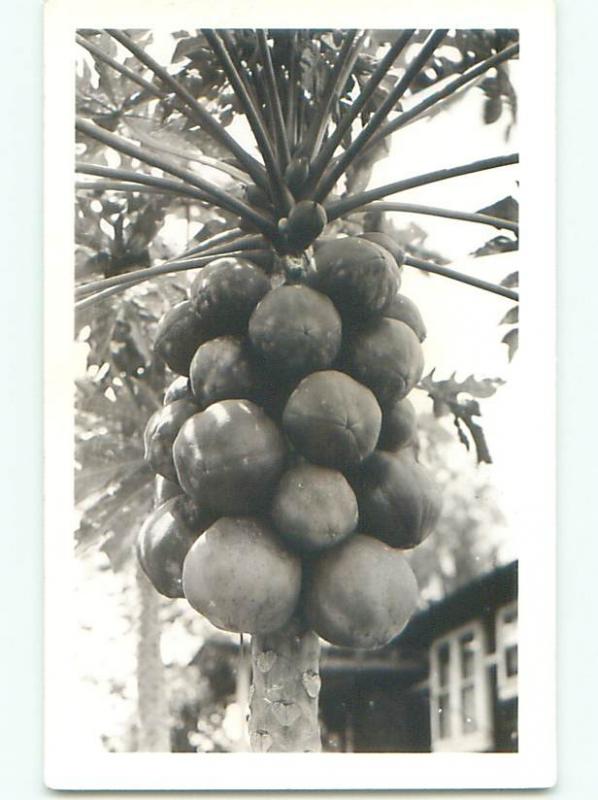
[154,301,209,377]
[283,200,327,253]
[305,534,419,649]
[345,317,424,405]
[358,231,405,269]
[144,399,199,482]
[312,237,399,320]
[163,375,193,405]
[182,516,301,634]
[378,396,417,451]
[248,286,342,380]
[189,335,263,409]
[136,496,214,598]
[283,370,381,470]
[385,293,427,342]
[356,449,442,549]
[173,399,286,515]
[190,257,270,336]
[271,463,358,553]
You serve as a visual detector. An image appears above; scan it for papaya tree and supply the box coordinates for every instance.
[75,28,519,752]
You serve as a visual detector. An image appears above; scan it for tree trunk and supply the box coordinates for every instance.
[248,617,322,752]
[136,561,170,752]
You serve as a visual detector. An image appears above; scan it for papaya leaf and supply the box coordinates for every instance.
[419,370,505,463]
[471,234,518,257]
[501,270,519,288]
[477,195,518,223]
[502,327,519,361]
[500,305,519,325]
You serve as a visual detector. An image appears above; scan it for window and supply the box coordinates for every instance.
[496,602,518,701]
[429,621,492,752]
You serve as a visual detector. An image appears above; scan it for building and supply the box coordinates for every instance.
[319,561,518,753]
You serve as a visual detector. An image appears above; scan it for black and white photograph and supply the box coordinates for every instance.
[43,0,556,791]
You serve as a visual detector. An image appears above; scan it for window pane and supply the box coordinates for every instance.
[438,692,451,739]
[459,631,476,679]
[437,642,450,687]
[461,685,477,733]
[503,608,517,627]
[506,644,518,677]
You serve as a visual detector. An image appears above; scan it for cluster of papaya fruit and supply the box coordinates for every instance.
[137,232,442,650]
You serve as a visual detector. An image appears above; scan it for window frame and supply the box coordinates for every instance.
[429,620,493,752]
[495,601,518,701]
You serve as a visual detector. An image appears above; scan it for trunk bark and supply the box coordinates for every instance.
[248,617,322,752]
[135,561,170,751]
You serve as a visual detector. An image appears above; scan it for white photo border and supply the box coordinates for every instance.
[44,0,556,790]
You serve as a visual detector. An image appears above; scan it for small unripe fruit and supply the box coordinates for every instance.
[249,286,342,380]
[154,301,208,377]
[346,317,424,405]
[385,293,427,342]
[378,397,418,451]
[313,237,399,320]
[136,496,214,598]
[189,335,263,409]
[357,449,442,549]
[283,370,382,470]
[143,399,199,482]
[173,399,286,515]
[190,257,270,336]
[271,463,358,553]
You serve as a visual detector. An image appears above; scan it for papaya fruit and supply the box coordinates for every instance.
[182,516,301,634]
[282,370,381,470]
[385,292,427,342]
[154,475,181,505]
[136,496,215,598]
[173,399,287,515]
[249,286,342,380]
[190,257,270,336]
[356,449,442,549]
[143,399,199,482]
[378,396,417,451]
[189,335,263,409]
[154,301,209,377]
[358,232,405,268]
[283,200,327,253]
[345,317,424,406]
[312,237,399,320]
[305,533,419,649]
[284,156,310,197]
[271,463,358,553]
[163,375,193,405]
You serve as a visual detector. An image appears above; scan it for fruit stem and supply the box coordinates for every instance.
[346,200,519,234]
[298,30,360,161]
[249,618,322,752]
[367,42,520,151]
[314,29,448,202]
[325,152,519,221]
[76,163,214,203]
[256,30,291,171]
[76,119,278,238]
[75,248,271,306]
[404,254,519,300]
[203,30,289,211]
[105,29,269,193]
[305,30,414,197]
